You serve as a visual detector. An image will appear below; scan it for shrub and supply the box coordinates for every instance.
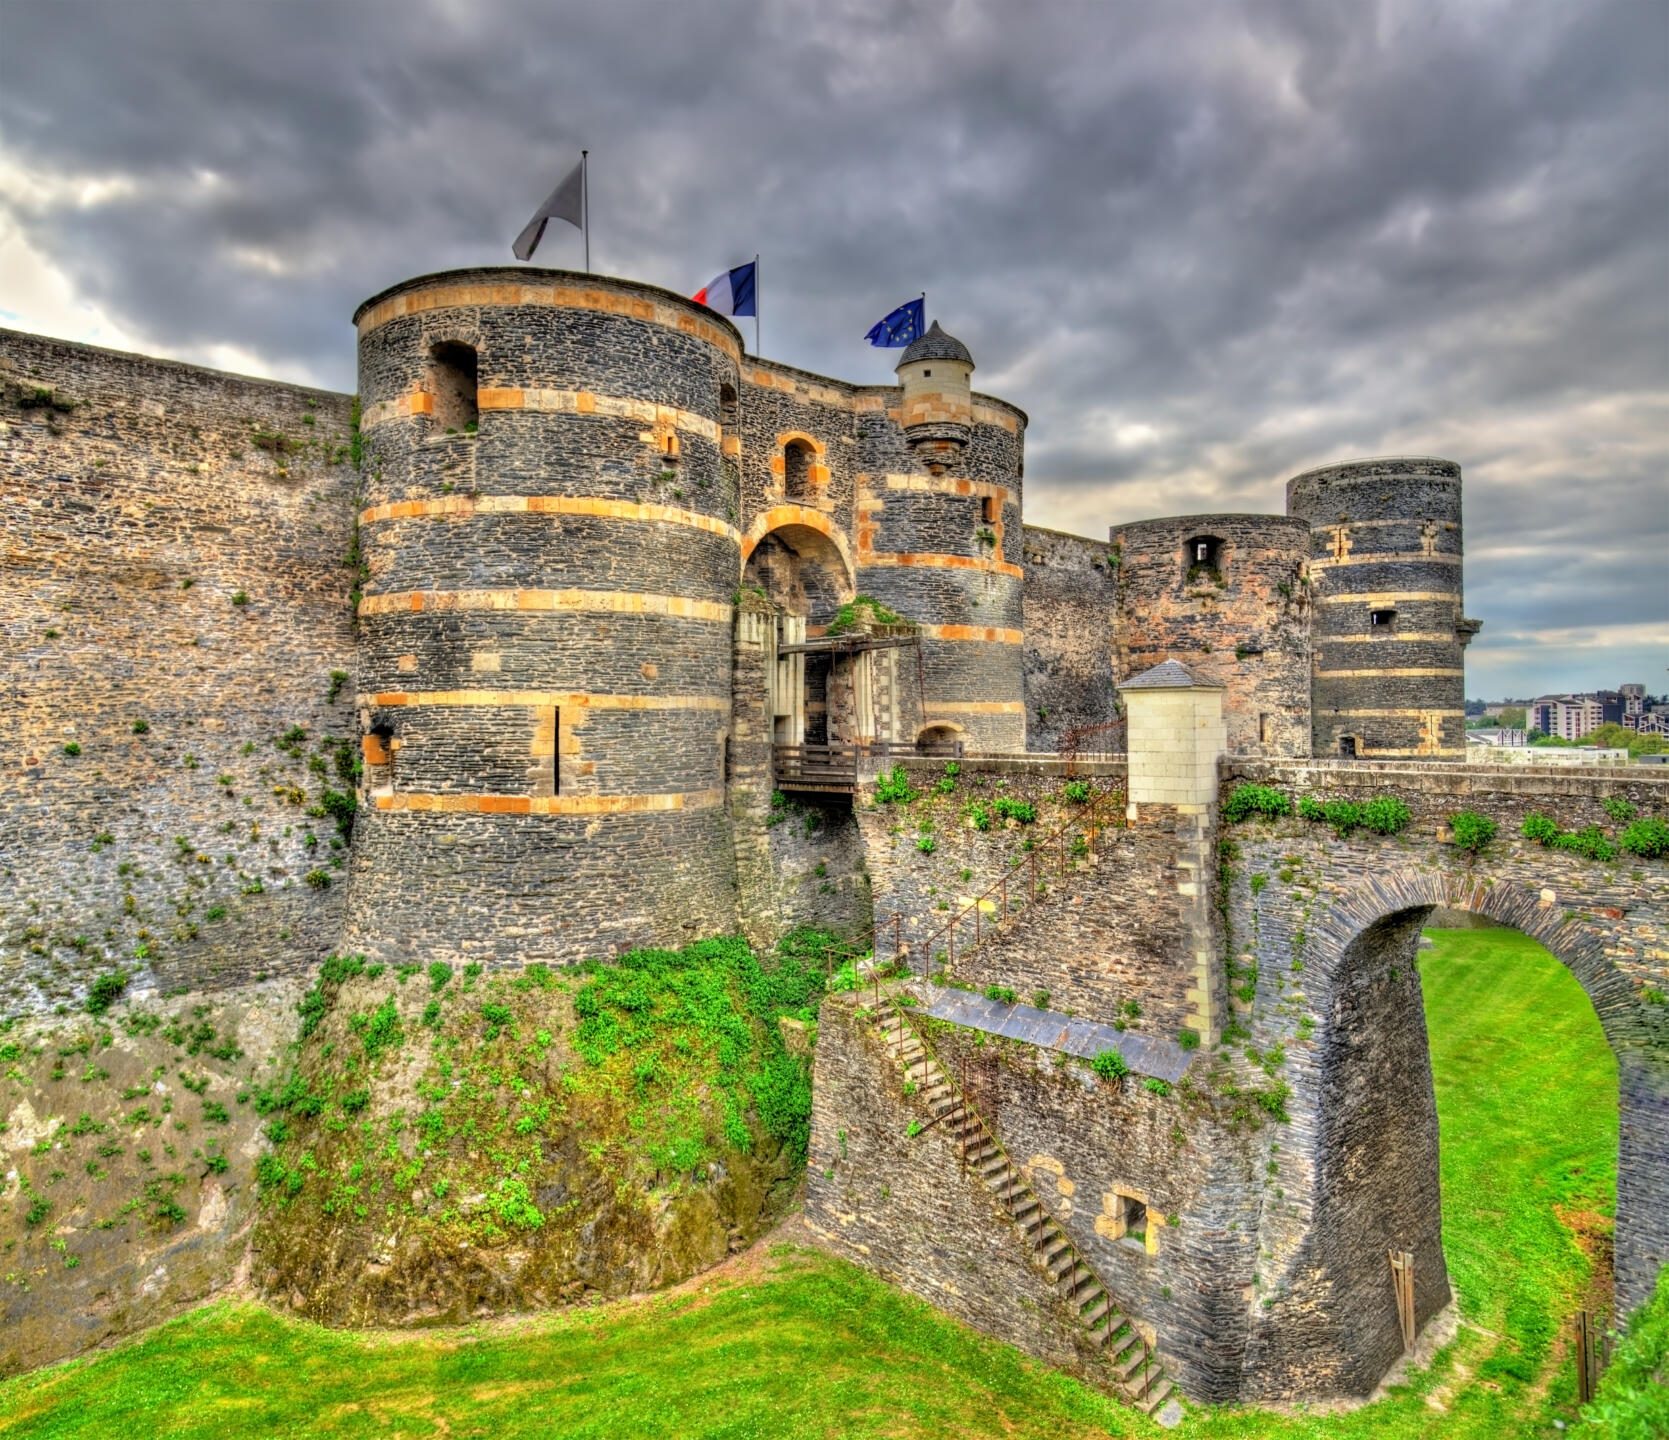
[1297,796,1325,822]
[915,834,936,855]
[1522,813,1560,845]
[62,741,81,757]
[326,670,350,703]
[963,800,993,832]
[1176,1027,1200,1051]
[304,868,331,890]
[85,970,128,1016]
[349,997,403,1061]
[830,960,859,994]
[231,591,250,606]
[992,796,1037,824]
[1581,1264,1669,1439]
[1449,810,1497,853]
[480,1002,514,1041]
[1360,796,1412,835]
[131,719,149,735]
[1603,796,1639,824]
[1063,780,1092,804]
[428,961,453,991]
[1032,989,1051,1009]
[874,765,918,805]
[1223,785,1293,823]
[1620,817,1669,860]
[1552,825,1617,862]
[1144,1078,1173,1097]
[983,985,1017,1004]
[1090,1049,1129,1081]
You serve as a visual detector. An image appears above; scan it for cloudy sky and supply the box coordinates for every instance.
[1,0,1664,698]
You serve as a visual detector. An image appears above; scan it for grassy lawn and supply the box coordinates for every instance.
[0,926,1619,1439]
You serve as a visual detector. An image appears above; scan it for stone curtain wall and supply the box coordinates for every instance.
[0,330,357,1014]
[1111,513,1312,758]
[804,996,1139,1393]
[1285,458,1469,760]
[1020,525,1119,752]
[345,272,745,969]
[1219,759,1669,1389]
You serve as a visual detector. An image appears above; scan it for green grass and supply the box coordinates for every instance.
[0,927,1623,1438]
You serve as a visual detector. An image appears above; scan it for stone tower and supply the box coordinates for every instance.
[851,321,1027,752]
[1286,457,1476,760]
[343,269,745,966]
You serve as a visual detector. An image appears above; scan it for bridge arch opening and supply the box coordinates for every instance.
[1246,867,1660,1401]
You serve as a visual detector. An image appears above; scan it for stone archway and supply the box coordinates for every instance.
[741,517,854,625]
[1240,866,1666,1400]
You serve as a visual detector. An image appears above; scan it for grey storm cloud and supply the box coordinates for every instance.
[0,0,1664,696]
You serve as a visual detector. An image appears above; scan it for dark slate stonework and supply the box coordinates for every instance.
[346,270,744,969]
[1021,525,1119,752]
[1286,458,1470,760]
[1112,513,1312,758]
[0,329,356,1014]
[1222,758,1669,1374]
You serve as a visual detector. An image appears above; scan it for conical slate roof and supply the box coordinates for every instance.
[898,320,974,369]
[1117,658,1223,690]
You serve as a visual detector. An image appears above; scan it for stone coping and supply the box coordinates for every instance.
[918,986,1194,1084]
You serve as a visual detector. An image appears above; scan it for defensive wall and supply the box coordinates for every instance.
[0,328,358,1015]
[807,721,1669,1404]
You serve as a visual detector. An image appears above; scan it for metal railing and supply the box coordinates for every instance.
[885,783,1125,981]
[774,739,962,792]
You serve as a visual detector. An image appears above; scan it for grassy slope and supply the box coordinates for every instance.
[0,928,1621,1439]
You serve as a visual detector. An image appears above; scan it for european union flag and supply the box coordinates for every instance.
[865,297,925,348]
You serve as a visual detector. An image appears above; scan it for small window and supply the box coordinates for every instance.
[1185,536,1223,582]
[981,495,1000,525]
[784,439,815,500]
[922,368,932,377]
[428,341,478,433]
[721,735,731,784]
[1118,1194,1148,1246]
[1339,735,1358,758]
[1370,608,1396,628]
[718,383,739,426]
[1259,713,1271,746]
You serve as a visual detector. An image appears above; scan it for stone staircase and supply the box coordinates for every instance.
[871,994,1177,1418]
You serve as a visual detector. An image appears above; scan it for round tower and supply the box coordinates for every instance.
[345,268,744,967]
[853,323,1027,752]
[1285,457,1473,760]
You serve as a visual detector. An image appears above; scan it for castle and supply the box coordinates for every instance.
[340,267,1477,973]
[7,269,1660,1414]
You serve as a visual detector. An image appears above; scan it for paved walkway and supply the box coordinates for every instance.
[918,986,1194,1083]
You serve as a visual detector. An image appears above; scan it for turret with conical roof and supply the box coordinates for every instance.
[895,319,975,472]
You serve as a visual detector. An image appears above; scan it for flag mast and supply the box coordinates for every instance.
[754,253,761,356]
[581,150,590,273]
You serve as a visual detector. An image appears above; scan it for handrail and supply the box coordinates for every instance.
[886,781,1125,981]
[882,992,1159,1398]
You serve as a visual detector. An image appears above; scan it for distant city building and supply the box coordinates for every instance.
[1528,691,1623,740]
[1620,683,1646,717]
[1466,727,1527,747]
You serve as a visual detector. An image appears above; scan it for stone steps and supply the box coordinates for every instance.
[869,996,1178,1420]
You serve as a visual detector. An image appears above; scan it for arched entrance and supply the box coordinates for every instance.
[915,723,964,755]
[742,520,853,626]
[1240,867,1665,1399]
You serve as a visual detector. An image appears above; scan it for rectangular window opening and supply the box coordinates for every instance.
[982,495,1000,524]
[1369,608,1397,628]
[1120,1194,1148,1244]
[551,705,561,797]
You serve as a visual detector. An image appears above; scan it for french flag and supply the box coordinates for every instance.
[692,261,757,317]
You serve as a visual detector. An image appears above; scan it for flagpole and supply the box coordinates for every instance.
[754,253,761,356]
[581,150,590,273]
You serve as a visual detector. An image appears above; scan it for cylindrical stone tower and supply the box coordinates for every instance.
[853,323,1027,752]
[1286,457,1473,760]
[345,268,744,966]
[1111,514,1312,756]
